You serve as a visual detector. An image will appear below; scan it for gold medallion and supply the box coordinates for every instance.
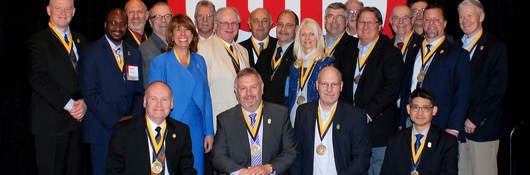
[316,143,327,155]
[411,169,419,175]
[151,160,163,174]
[297,95,306,105]
[354,75,361,84]
[250,144,261,156]
[417,71,426,82]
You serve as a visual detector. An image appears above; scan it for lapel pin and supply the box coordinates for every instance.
[427,142,432,148]
[413,43,417,48]
[172,133,176,139]
[480,45,484,51]
[127,51,131,56]
[440,50,445,54]
[336,124,340,130]
[76,38,80,44]
[267,118,271,125]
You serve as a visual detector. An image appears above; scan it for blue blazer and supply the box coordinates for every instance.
[290,101,371,175]
[79,36,145,144]
[400,37,471,140]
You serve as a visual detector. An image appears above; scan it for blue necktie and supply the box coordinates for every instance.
[249,113,262,166]
[415,134,424,153]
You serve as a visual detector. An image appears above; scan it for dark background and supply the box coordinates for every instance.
[0,0,526,174]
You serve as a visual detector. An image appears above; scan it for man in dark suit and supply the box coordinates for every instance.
[290,66,370,175]
[457,1,509,174]
[323,2,356,64]
[399,5,471,142]
[123,0,149,48]
[239,8,278,67]
[334,7,403,175]
[381,87,458,175]
[212,68,296,175]
[28,0,89,174]
[78,8,145,175]
[107,81,196,175]
[254,9,298,105]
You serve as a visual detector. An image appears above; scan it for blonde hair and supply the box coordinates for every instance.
[293,18,327,68]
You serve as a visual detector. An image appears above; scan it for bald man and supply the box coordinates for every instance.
[239,8,278,67]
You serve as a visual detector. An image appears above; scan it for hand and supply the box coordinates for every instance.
[69,99,87,122]
[119,115,133,122]
[246,165,270,175]
[204,136,214,153]
[445,129,459,137]
[464,118,477,134]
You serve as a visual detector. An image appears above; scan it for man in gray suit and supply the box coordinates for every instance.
[212,68,297,175]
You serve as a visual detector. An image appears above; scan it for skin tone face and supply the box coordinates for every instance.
[298,25,317,54]
[105,9,128,45]
[148,4,172,39]
[47,0,75,32]
[144,82,174,125]
[276,12,298,46]
[235,74,264,112]
[324,8,347,38]
[411,1,428,34]
[215,8,240,43]
[346,1,363,31]
[357,11,382,45]
[249,8,272,41]
[423,8,447,42]
[195,5,215,36]
[173,26,193,50]
[458,4,484,36]
[407,97,438,131]
[390,5,413,40]
[125,0,149,32]
[316,67,343,110]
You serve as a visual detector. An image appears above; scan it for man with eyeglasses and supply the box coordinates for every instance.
[399,5,471,143]
[381,87,458,175]
[139,2,172,87]
[123,0,149,48]
[240,8,278,67]
[194,0,216,41]
[409,0,428,36]
[323,2,355,64]
[389,5,423,62]
[335,7,403,175]
[345,0,364,37]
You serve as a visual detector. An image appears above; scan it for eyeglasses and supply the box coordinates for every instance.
[325,14,347,21]
[409,105,434,112]
[217,21,239,28]
[391,16,412,22]
[196,14,214,20]
[358,20,379,25]
[151,14,172,21]
[347,9,359,16]
[412,8,425,16]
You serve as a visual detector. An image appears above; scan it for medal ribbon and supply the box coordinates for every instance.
[394,30,414,54]
[111,47,124,71]
[251,37,269,56]
[421,36,445,64]
[271,47,282,70]
[48,22,73,54]
[357,36,379,70]
[145,115,167,153]
[317,104,337,140]
[242,102,263,140]
[299,54,318,91]
[410,132,428,164]
[465,30,482,52]
[325,31,346,56]
[173,49,190,66]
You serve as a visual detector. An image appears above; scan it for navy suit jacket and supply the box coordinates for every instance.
[79,36,145,144]
[107,114,196,175]
[255,43,295,105]
[400,36,471,141]
[380,125,458,175]
[239,36,278,67]
[457,32,509,141]
[290,101,371,175]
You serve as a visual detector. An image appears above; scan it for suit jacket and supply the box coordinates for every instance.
[79,36,145,144]
[28,26,88,135]
[106,114,197,175]
[254,43,295,105]
[123,29,148,49]
[139,33,167,87]
[380,125,458,175]
[400,36,471,141]
[457,32,509,141]
[390,31,424,63]
[197,36,250,131]
[239,36,278,67]
[335,36,403,147]
[326,33,356,64]
[290,101,371,175]
[212,102,297,175]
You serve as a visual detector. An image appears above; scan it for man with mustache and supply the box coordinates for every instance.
[123,0,149,48]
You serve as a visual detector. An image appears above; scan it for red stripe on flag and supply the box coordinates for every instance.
[301,0,323,28]
[168,0,187,15]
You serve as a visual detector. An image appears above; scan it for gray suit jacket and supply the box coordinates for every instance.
[212,102,297,175]
[139,33,166,87]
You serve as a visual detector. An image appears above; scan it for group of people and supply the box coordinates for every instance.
[27,0,508,175]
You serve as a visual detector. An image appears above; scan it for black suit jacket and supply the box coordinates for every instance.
[254,43,295,105]
[390,32,423,63]
[334,36,403,147]
[212,102,296,175]
[380,125,458,175]
[107,114,196,175]
[290,101,371,175]
[239,36,278,67]
[327,34,356,64]
[123,29,148,49]
[28,26,88,135]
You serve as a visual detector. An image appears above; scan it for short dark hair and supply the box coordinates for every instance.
[410,87,436,105]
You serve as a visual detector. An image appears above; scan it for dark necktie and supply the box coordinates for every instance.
[415,134,424,153]
[155,126,161,144]
[397,42,404,49]
[426,44,432,53]
[258,42,264,53]
[275,47,283,61]
[65,34,77,68]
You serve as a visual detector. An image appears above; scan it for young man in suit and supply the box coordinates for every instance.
[28,0,89,174]
[381,87,458,175]
[78,8,145,175]
[239,8,277,67]
[290,66,371,175]
[212,68,296,175]
[107,81,196,175]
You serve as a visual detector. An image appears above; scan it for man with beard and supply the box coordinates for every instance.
[124,0,149,48]
[345,0,364,37]
[212,68,296,175]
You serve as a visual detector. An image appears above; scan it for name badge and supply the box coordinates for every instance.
[126,64,139,81]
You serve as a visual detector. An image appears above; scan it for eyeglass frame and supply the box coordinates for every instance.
[150,14,172,21]
[409,105,434,112]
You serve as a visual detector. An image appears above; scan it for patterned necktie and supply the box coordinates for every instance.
[275,47,283,61]
[155,126,161,144]
[64,34,77,68]
[115,47,122,63]
[258,42,264,53]
[415,134,423,153]
[249,113,262,166]
[249,113,257,128]
[397,42,404,49]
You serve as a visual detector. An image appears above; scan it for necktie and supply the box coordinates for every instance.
[249,113,257,128]
[154,126,165,174]
[415,134,423,153]
[64,34,69,44]
[115,47,122,63]
[155,126,162,144]
[426,44,432,53]
[258,42,264,53]
[230,44,235,54]
[248,113,262,166]
[65,34,77,68]
[275,47,283,61]
[397,42,404,49]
